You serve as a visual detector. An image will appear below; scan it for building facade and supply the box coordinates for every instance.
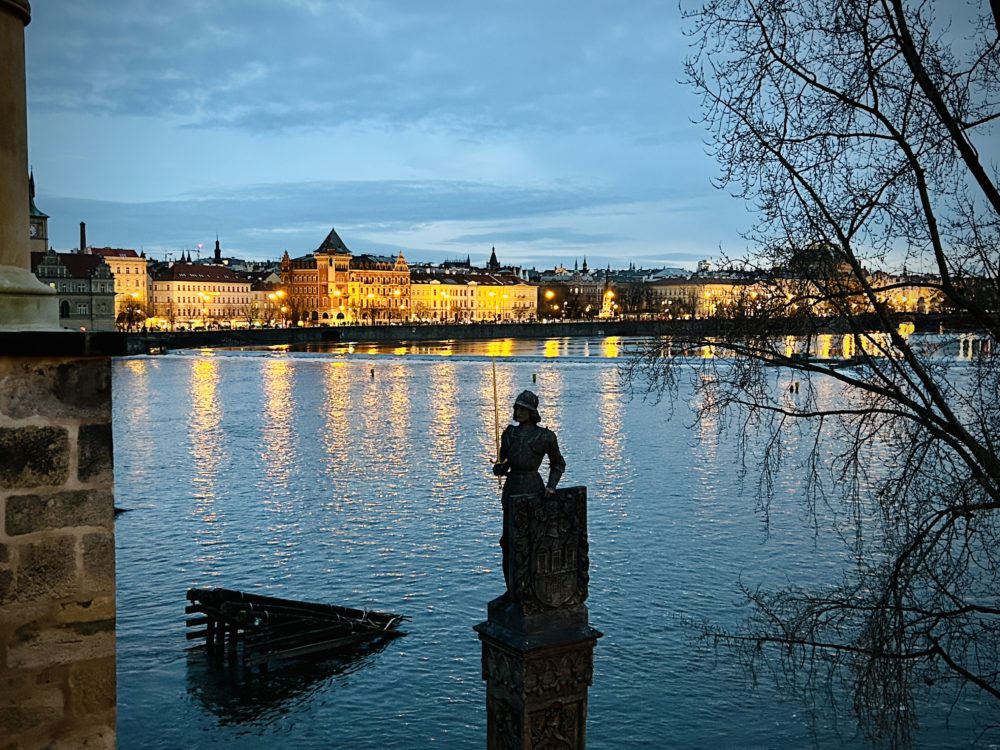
[149,262,253,330]
[280,227,411,324]
[30,250,116,330]
[89,247,149,316]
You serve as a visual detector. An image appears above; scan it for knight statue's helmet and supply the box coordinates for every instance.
[513,390,541,422]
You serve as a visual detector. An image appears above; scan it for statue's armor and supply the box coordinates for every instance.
[497,423,566,590]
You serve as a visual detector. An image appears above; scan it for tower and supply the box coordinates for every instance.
[28,170,48,253]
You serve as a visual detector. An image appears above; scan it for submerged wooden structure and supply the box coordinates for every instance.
[186,588,406,671]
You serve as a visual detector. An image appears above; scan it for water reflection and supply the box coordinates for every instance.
[261,359,294,489]
[602,336,620,358]
[189,357,223,492]
[185,637,397,727]
[484,339,515,358]
[323,362,351,462]
[428,362,460,480]
[117,359,155,485]
[596,366,625,495]
[384,363,413,455]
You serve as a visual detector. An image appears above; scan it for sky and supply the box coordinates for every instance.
[23,0,753,270]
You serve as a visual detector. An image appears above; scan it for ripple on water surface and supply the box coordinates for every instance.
[113,343,995,749]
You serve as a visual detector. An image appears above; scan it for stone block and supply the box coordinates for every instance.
[48,724,116,750]
[81,533,115,592]
[69,657,116,718]
[0,568,13,606]
[0,426,69,489]
[0,684,64,735]
[54,597,115,625]
[5,490,113,536]
[0,359,111,422]
[12,535,77,604]
[0,542,8,562]
[9,619,115,670]
[77,424,113,484]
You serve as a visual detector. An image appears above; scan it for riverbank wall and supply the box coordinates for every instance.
[119,314,981,355]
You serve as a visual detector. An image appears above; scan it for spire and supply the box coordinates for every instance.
[488,245,499,271]
[214,235,222,264]
[582,255,588,273]
[317,226,351,254]
[574,258,578,272]
[27,169,48,219]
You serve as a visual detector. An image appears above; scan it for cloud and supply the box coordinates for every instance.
[27,1,691,135]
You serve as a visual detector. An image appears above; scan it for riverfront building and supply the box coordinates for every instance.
[149,262,253,329]
[30,249,116,330]
[280,227,411,324]
[410,272,537,322]
[88,247,149,315]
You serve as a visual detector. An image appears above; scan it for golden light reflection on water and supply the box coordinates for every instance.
[816,334,832,360]
[262,359,294,487]
[121,359,150,427]
[385,363,412,450]
[602,337,620,358]
[597,366,624,471]
[117,359,155,476]
[324,362,351,460]
[485,339,515,358]
[429,362,461,501]
[189,358,222,485]
[784,335,796,359]
[544,339,562,358]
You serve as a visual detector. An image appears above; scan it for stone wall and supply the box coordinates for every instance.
[0,356,116,750]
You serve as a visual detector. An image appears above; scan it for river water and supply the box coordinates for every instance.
[112,336,995,748]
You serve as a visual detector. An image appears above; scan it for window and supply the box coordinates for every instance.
[77,303,88,315]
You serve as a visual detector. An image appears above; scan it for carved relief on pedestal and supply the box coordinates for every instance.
[488,695,522,750]
[529,701,580,750]
[523,649,594,697]
[483,641,522,694]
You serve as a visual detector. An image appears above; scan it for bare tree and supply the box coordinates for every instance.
[626,0,1000,745]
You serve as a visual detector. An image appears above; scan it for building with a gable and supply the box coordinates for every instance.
[280,227,410,324]
[30,249,116,330]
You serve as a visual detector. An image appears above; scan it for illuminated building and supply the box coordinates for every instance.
[280,227,409,324]
[149,262,252,330]
[89,247,149,314]
[410,272,536,322]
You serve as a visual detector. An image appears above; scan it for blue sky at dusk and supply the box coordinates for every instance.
[24,1,752,269]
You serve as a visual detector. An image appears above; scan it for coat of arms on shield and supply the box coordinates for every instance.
[510,487,589,615]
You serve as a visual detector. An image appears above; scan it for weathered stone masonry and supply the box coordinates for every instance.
[0,356,116,750]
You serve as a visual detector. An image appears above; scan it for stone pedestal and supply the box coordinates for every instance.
[475,486,601,750]
[0,0,58,331]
